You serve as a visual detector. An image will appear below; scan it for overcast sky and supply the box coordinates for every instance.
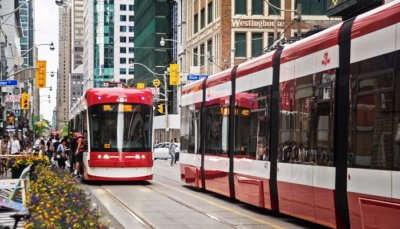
[35,0,59,124]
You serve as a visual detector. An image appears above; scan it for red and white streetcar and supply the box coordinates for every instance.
[180,1,400,228]
[69,88,153,181]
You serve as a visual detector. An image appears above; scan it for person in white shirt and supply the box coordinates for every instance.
[10,136,21,155]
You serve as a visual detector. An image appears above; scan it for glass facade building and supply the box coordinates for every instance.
[92,0,135,88]
[134,0,173,85]
[19,0,34,67]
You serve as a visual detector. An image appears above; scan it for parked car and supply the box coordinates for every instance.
[153,142,180,160]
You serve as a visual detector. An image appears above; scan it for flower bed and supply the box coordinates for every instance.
[25,165,108,228]
[6,156,50,178]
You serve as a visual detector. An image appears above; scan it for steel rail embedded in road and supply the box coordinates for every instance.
[143,183,238,228]
[101,187,155,229]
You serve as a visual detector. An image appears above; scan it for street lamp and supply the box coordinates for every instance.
[160,37,178,47]
[21,42,54,57]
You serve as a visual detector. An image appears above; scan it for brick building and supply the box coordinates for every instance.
[182,0,340,80]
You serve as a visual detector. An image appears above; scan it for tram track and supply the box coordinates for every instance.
[99,183,239,229]
[101,186,156,229]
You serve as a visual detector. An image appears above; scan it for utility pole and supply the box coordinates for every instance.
[163,71,169,142]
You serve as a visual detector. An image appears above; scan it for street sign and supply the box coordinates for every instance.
[187,74,208,81]
[0,80,18,87]
[5,95,20,103]
[153,79,160,87]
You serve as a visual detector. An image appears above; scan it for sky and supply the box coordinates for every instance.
[35,0,59,124]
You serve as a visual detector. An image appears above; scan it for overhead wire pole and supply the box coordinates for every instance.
[129,62,169,141]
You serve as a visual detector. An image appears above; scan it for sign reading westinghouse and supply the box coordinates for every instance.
[232,19,285,29]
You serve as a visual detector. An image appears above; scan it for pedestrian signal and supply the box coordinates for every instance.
[36,60,47,88]
[157,104,164,114]
[169,64,179,86]
[21,93,29,110]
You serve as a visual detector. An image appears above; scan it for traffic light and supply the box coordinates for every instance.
[169,64,179,86]
[36,60,47,88]
[157,104,164,114]
[21,93,29,110]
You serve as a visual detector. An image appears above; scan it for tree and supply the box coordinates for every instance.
[32,115,50,138]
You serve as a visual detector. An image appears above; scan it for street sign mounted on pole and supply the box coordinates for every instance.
[0,80,18,87]
[152,79,160,87]
[187,74,208,81]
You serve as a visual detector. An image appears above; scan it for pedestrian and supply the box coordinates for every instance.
[169,139,176,167]
[173,138,179,164]
[9,135,21,155]
[0,136,10,175]
[56,139,67,169]
[74,133,85,177]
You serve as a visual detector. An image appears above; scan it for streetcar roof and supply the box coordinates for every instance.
[85,88,153,107]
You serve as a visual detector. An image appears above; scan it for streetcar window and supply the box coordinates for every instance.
[205,105,228,155]
[181,105,200,154]
[349,51,398,170]
[235,87,271,161]
[278,70,336,166]
[89,103,153,152]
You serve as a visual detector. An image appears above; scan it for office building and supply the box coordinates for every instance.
[83,0,135,90]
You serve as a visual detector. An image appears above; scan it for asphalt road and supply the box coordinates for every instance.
[82,160,327,229]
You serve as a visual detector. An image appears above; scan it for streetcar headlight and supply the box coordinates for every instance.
[97,155,102,159]
[141,155,145,159]
[104,154,110,159]
[135,155,141,159]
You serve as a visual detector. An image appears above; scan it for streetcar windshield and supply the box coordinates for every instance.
[89,103,153,152]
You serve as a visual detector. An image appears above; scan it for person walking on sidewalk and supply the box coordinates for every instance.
[9,135,21,155]
[169,139,176,167]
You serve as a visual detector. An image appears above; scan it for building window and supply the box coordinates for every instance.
[128,68,134,74]
[129,15,134,21]
[120,26,126,32]
[252,33,263,57]
[208,2,213,24]
[120,15,126,21]
[129,5,134,11]
[129,37,134,42]
[120,37,126,43]
[120,47,126,53]
[120,4,126,11]
[200,8,205,29]
[120,68,126,74]
[194,14,198,33]
[200,44,205,65]
[120,58,126,64]
[235,0,247,15]
[235,32,246,57]
[193,48,198,66]
[129,58,134,63]
[207,39,212,62]
[296,0,327,15]
[129,26,135,32]
[252,0,264,15]
[268,0,280,15]
[268,32,274,47]
[129,47,134,53]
